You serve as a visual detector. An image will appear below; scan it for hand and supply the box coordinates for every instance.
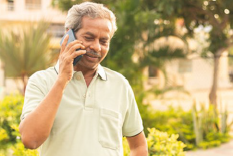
[58,34,86,83]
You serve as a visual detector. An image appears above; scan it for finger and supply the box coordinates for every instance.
[70,49,86,59]
[67,43,85,55]
[64,40,83,52]
[60,34,69,53]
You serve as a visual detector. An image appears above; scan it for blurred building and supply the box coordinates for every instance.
[0,0,66,45]
[143,36,232,110]
[0,0,66,97]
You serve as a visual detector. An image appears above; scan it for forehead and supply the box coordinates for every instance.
[79,16,112,37]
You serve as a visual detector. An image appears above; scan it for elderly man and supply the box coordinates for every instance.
[19,2,148,156]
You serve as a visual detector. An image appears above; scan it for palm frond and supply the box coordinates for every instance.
[0,21,52,77]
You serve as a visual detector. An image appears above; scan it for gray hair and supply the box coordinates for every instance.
[65,2,117,38]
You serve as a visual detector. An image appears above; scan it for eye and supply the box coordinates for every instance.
[100,40,108,45]
[84,36,93,41]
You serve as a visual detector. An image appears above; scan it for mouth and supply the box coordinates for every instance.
[85,51,101,58]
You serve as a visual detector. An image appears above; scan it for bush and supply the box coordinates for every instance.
[147,128,186,156]
[11,142,38,156]
[0,95,38,156]
[137,101,232,150]
[0,95,23,150]
[123,128,186,156]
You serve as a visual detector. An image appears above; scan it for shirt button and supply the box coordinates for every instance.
[76,75,81,80]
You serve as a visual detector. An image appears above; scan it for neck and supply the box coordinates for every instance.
[74,65,96,77]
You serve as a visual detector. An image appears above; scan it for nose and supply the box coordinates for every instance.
[90,40,101,52]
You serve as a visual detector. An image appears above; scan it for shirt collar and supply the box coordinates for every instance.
[54,61,107,81]
[96,64,107,81]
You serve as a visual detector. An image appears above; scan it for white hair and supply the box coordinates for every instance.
[65,2,117,37]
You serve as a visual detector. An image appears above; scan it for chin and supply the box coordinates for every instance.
[78,61,99,70]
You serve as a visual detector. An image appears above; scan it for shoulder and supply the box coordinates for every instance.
[26,67,57,95]
[101,67,133,91]
[28,67,57,87]
[103,67,128,82]
[29,67,56,80]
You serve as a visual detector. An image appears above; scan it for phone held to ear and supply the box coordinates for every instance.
[60,29,83,66]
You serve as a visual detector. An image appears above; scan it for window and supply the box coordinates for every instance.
[25,0,41,10]
[7,0,14,11]
[148,66,160,85]
[148,66,158,77]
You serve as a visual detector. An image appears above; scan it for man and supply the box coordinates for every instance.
[19,2,148,156]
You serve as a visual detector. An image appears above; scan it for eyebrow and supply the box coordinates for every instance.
[85,32,110,40]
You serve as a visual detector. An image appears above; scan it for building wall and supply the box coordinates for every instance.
[164,53,231,91]
[0,0,66,97]
[0,0,66,23]
[145,36,232,91]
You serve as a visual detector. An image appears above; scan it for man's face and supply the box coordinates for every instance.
[75,16,112,70]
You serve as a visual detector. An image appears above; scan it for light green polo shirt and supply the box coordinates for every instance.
[21,63,143,156]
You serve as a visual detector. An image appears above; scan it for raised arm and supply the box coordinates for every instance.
[19,35,86,149]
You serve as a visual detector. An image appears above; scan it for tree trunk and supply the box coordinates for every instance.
[209,52,221,107]
[22,74,27,96]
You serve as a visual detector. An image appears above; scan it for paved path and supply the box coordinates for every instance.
[186,140,233,156]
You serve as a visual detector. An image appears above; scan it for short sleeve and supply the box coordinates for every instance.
[20,73,47,120]
[122,84,143,137]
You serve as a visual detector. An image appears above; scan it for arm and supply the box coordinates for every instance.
[19,35,86,149]
[19,77,67,149]
[127,132,148,156]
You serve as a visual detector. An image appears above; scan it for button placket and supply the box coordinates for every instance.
[72,72,87,103]
[76,75,81,80]
[84,76,97,110]
[73,72,81,81]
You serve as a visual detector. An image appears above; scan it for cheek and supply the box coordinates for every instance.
[100,49,108,61]
[102,44,110,52]
[101,47,109,56]
[82,42,89,49]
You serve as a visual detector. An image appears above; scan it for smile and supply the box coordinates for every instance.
[85,51,101,58]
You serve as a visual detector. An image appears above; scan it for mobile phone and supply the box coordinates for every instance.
[60,29,83,66]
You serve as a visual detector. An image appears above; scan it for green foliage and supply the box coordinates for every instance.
[0,95,38,155]
[147,128,186,156]
[0,21,53,93]
[142,105,196,150]
[11,142,39,156]
[123,137,130,156]
[138,101,232,151]
[0,95,23,150]
[191,102,231,149]
[123,128,186,156]
[0,21,52,77]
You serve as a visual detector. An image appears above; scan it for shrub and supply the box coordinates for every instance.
[147,128,186,156]
[137,101,232,150]
[11,142,39,156]
[0,95,38,155]
[123,128,186,156]
[192,102,231,149]
[0,95,23,150]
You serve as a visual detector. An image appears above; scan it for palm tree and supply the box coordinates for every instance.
[0,21,53,94]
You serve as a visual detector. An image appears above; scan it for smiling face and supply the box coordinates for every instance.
[74,16,112,71]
